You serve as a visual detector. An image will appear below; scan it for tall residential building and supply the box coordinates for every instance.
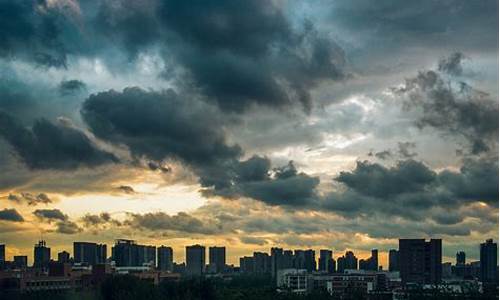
[399,239,442,285]
[186,245,205,276]
[456,251,466,265]
[271,247,284,278]
[209,246,226,273]
[240,256,255,273]
[58,251,70,263]
[318,249,335,273]
[253,252,271,274]
[337,251,358,273]
[294,249,316,272]
[13,256,28,269]
[111,239,155,267]
[480,239,498,283]
[388,249,400,272]
[74,242,107,265]
[157,246,173,271]
[359,249,378,271]
[34,240,51,269]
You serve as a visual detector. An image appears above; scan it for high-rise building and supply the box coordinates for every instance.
[157,246,173,271]
[240,256,255,273]
[271,247,283,278]
[359,249,378,271]
[480,239,498,283]
[337,251,358,273]
[13,256,28,269]
[253,252,271,274]
[111,239,155,267]
[74,242,107,265]
[456,251,466,265]
[0,244,5,265]
[58,251,70,263]
[294,249,316,272]
[34,240,51,269]
[186,245,205,276]
[209,246,226,273]
[388,249,400,272]
[318,249,335,273]
[399,239,442,285]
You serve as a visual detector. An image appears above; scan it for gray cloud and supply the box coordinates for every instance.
[0,111,118,170]
[33,208,67,221]
[59,79,86,96]
[394,53,499,154]
[117,185,135,194]
[33,208,81,234]
[7,192,52,206]
[125,211,224,235]
[82,88,319,205]
[0,208,24,222]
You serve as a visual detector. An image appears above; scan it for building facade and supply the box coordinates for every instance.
[480,239,498,283]
[157,246,173,272]
[399,239,442,285]
[186,245,205,276]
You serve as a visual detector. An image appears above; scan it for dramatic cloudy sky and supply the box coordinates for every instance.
[0,0,498,267]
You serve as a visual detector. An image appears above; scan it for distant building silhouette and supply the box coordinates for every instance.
[388,249,399,272]
[456,251,466,265]
[318,249,335,273]
[253,252,270,274]
[157,246,173,271]
[240,256,255,273]
[337,251,358,273]
[293,249,316,272]
[34,240,51,269]
[270,247,283,278]
[186,245,205,276]
[13,255,27,269]
[359,249,378,271]
[480,239,498,283]
[74,242,107,266]
[208,246,226,273]
[111,239,155,267]
[57,251,70,263]
[399,239,441,284]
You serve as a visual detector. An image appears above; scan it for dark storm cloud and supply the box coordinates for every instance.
[212,160,320,206]
[82,87,319,205]
[0,0,73,67]
[0,208,24,222]
[336,159,435,198]
[55,220,82,234]
[438,158,499,205]
[330,0,498,51]
[7,192,52,206]
[158,0,346,112]
[327,158,499,222]
[58,79,86,96]
[394,53,499,154]
[0,111,118,170]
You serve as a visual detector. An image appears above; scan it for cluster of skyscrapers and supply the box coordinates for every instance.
[0,238,497,286]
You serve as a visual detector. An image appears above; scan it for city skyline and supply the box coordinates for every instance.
[0,0,498,277]
[0,237,495,269]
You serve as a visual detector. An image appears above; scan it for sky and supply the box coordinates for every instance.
[0,0,498,268]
